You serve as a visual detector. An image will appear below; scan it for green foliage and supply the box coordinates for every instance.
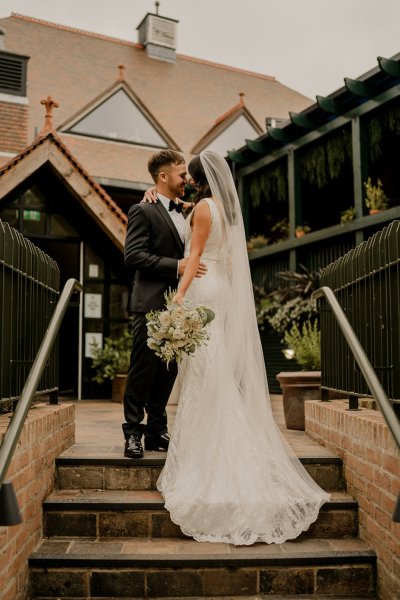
[90,328,132,384]
[249,161,288,208]
[270,217,289,241]
[247,233,269,252]
[364,177,389,211]
[284,320,321,370]
[300,128,352,189]
[340,206,356,223]
[295,224,311,235]
[367,102,400,161]
[254,265,320,335]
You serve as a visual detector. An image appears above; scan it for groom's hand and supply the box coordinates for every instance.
[178,258,207,277]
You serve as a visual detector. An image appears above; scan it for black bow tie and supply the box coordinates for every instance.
[169,200,183,213]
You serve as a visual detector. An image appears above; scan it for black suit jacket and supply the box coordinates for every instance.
[124,200,184,313]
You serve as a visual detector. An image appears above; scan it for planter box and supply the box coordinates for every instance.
[112,375,127,403]
[276,371,321,430]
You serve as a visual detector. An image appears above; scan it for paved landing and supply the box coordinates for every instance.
[62,395,337,461]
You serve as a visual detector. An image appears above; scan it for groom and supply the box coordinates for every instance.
[123,150,206,458]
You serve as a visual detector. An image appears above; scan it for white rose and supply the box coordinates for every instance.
[152,330,165,340]
[172,329,185,339]
[159,311,172,327]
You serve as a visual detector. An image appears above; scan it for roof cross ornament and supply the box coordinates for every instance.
[39,95,59,137]
[118,64,126,82]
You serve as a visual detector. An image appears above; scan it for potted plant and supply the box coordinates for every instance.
[295,224,311,238]
[247,233,269,252]
[90,329,132,402]
[270,217,289,243]
[276,320,321,430]
[364,177,389,214]
[340,206,356,224]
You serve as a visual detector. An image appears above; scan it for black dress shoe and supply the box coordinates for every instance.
[124,434,143,458]
[144,432,170,451]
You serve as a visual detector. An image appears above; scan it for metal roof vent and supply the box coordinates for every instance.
[136,2,178,63]
[0,28,29,97]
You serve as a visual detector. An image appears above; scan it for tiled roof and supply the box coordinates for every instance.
[1,13,312,184]
[0,131,127,248]
[58,133,156,184]
[192,94,263,154]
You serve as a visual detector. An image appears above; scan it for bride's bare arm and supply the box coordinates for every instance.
[173,201,211,303]
[141,187,195,209]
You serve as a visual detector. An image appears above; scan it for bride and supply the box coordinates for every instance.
[155,150,329,545]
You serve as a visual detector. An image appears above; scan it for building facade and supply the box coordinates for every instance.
[0,10,312,398]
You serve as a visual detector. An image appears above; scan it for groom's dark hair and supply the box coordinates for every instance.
[148,150,185,182]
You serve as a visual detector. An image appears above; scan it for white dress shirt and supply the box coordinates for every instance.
[157,194,186,242]
[157,193,186,278]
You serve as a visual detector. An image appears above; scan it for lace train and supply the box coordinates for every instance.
[157,198,330,545]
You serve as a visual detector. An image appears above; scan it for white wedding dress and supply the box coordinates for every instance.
[157,196,330,545]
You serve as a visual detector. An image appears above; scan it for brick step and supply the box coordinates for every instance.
[32,596,378,600]
[56,453,343,492]
[29,537,376,598]
[43,490,358,540]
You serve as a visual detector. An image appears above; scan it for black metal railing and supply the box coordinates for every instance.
[0,277,82,524]
[0,220,59,406]
[313,285,400,522]
[316,220,400,416]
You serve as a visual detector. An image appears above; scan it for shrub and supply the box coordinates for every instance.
[254,265,320,334]
[364,177,389,211]
[90,329,132,384]
[284,320,321,370]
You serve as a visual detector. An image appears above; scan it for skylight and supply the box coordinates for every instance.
[69,89,168,148]
[205,115,259,155]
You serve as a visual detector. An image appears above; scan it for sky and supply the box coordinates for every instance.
[1,0,400,100]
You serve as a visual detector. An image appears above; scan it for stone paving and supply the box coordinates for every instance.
[63,395,338,462]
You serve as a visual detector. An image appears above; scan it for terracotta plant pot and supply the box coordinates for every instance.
[295,230,305,239]
[111,374,127,403]
[276,371,321,430]
[369,209,381,215]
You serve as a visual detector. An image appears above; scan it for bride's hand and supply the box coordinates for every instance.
[172,292,184,305]
[141,187,158,203]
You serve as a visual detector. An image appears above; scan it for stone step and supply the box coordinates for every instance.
[33,596,378,600]
[33,597,378,600]
[43,490,358,540]
[56,453,343,492]
[29,537,376,598]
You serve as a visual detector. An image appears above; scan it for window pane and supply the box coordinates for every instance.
[110,284,129,319]
[71,89,168,147]
[84,245,104,279]
[50,213,79,237]
[21,186,47,208]
[22,210,45,235]
[109,321,130,337]
[206,115,259,156]
[0,208,19,228]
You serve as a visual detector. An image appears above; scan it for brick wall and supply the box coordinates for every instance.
[0,101,28,154]
[0,403,74,600]
[306,400,400,600]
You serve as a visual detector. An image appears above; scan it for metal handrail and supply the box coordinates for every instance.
[313,285,400,521]
[0,278,82,491]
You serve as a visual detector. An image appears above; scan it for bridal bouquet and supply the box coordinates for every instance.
[146,290,215,367]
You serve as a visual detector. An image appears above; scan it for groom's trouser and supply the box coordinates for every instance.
[122,312,177,439]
